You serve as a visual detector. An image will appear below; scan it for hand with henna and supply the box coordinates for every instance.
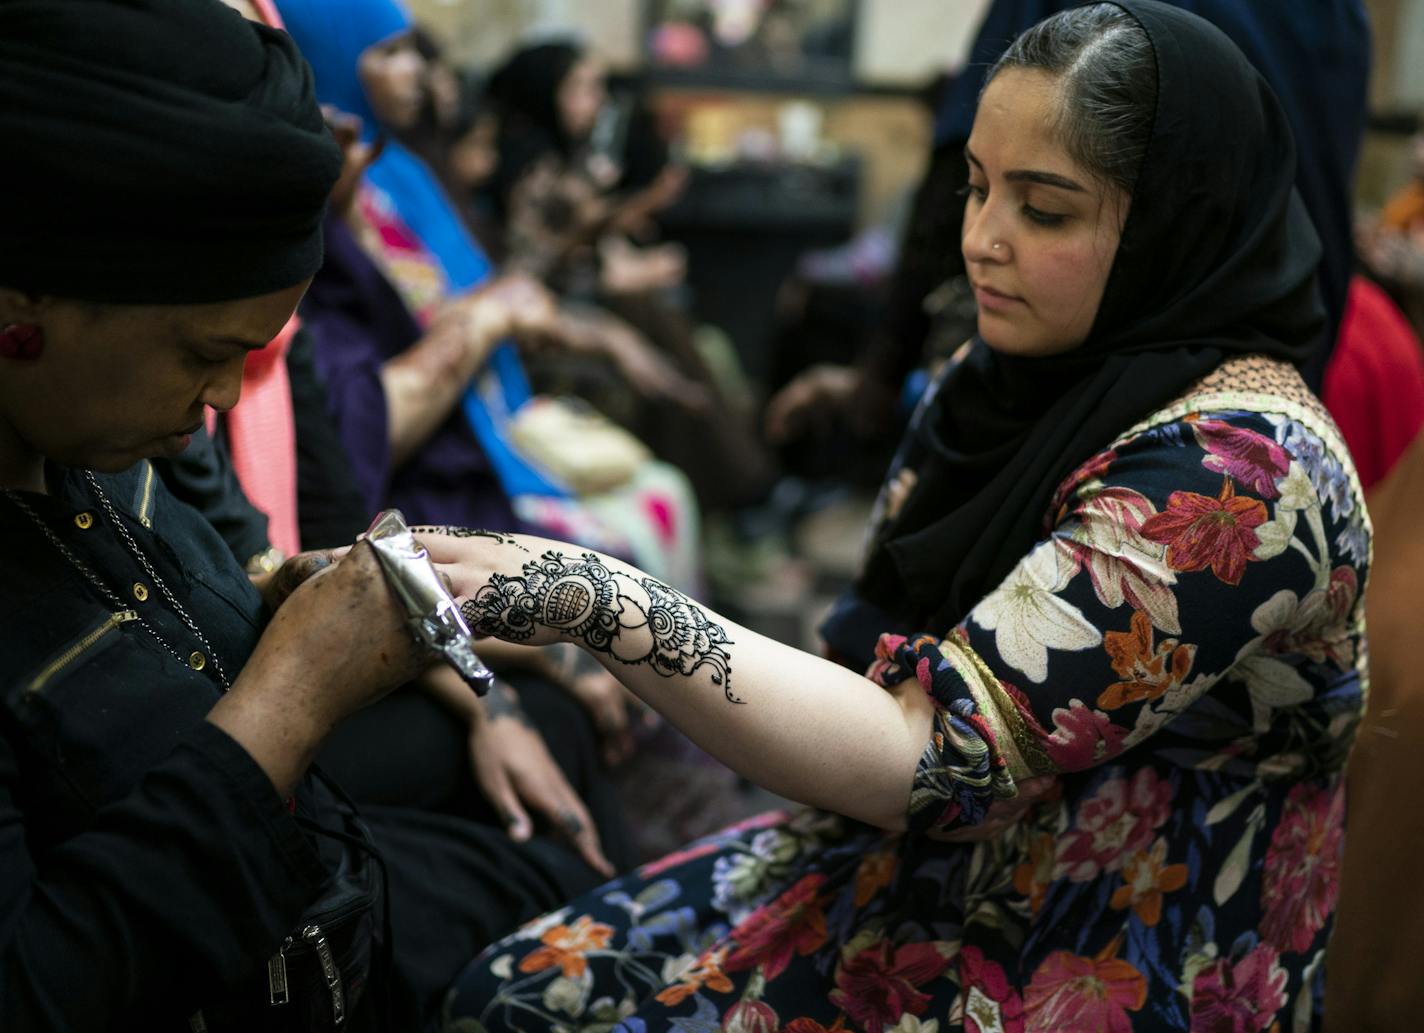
[210,540,434,795]
[763,362,860,444]
[552,306,713,413]
[471,680,614,877]
[249,547,341,611]
[419,664,614,877]
[544,642,657,766]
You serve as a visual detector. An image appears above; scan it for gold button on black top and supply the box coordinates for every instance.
[74,512,94,530]
[132,582,150,603]
[188,651,206,671]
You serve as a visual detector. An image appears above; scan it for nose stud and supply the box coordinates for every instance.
[992,242,1004,252]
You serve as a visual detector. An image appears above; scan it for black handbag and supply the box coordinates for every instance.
[187,769,393,1032]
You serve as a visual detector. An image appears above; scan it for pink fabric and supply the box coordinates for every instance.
[206,315,302,556]
[354,185,449,325]
[642,496,676,547]
[248,0,284,28]
[1322,277,1424,491]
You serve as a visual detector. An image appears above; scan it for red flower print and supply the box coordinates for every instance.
[867,634,912,686]
[1054,484,1181,636]
[1013,832,1058,917]
[959,946,1026,1033]
[829,938,951,1033]
[1109,837,1189,926]
[1099,610,1197,710]
[1141,478,1268,585]
[655,947,734,1006]
[1189,942,1288,1032]
[784,1019,847,1033]
[1192,420,1290,498]
[517,915,614,979]
[1260,781,1346,954]
[725,874,829,980]
[1055,768,1174,882]
[1024,940,1146,1033]
[1051,447,1120,523]
[1043,699,1131,770]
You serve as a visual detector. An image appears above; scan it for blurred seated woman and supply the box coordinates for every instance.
[275,0,704,589]
[478,39,777,512]
[277,1,770,858]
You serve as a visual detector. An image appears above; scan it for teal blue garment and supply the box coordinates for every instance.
[274,0,568,498]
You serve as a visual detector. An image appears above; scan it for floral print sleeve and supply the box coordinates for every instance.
[870,384,1370,836]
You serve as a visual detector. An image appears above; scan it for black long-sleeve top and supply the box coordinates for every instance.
[0,462,331,1030]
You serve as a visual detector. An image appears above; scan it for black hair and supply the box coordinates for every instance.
[987,3,1157,197]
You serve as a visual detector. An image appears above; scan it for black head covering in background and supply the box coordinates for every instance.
[487,41,584,153]
[484,41,585,213]
[831,0,1324,660]
[0,0,341,303]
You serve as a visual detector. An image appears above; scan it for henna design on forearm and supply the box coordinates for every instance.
[408,525,531,553]
[461,551,741,703]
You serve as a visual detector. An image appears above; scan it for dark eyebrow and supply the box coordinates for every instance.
[964,146,1087,193]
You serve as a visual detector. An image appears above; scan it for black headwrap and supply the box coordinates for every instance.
[0,0,342,304]
[483,41,585,213]
[838,0,1324,657]
[487,41,584,153]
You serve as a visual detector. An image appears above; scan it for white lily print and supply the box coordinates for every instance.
[973,541,1102,683]
[1234,570,1358,730]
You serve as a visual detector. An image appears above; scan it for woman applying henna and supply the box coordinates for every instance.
[0,2,613,1027]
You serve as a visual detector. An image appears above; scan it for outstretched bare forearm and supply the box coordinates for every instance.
[423,529,933,829]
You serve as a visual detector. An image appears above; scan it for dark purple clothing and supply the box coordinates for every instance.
[301,215,523,532]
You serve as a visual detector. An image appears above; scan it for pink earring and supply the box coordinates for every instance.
[0,324,44,360]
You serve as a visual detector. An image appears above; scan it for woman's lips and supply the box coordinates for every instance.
[159,422,202,452]
[972,282,1024,312]
[156,432,193,457]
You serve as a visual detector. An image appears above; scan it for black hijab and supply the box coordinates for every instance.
[487,41,585,153]
[834,0,1324,660]
[0,0,341,304]
[483,41,586,214]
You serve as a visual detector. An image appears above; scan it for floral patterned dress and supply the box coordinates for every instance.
[443,357,1369,1033]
